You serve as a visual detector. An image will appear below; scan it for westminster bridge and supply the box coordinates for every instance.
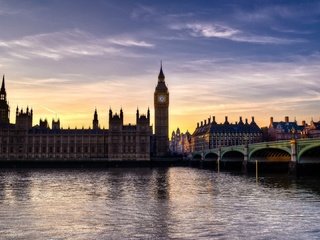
[192,138,320,171]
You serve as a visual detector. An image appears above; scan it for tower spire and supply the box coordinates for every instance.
[136,107,139,124]
[1,75,5,92]
[158,61,165,82]
[93,108,99,129]
[0,74,9,125]
[94,108,98,120]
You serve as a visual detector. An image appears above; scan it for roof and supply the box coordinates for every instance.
[156,64,168,92]
[192,121,262,136]
[271,121,303,133]
[158,65,165,81]
[1,75,5,92]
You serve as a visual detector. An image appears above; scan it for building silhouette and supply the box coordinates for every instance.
[191,116,263,152]
[0,75,9,126]
[0,67,170,160]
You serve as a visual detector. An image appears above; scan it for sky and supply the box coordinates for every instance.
[0,0,319,134]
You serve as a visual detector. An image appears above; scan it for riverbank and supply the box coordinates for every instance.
[0,158,188,168]
[0,158,320,175]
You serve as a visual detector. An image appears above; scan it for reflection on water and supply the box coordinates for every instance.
[1,168,320,239]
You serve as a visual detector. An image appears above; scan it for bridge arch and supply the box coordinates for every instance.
[249,147,291,162]
[298,144,320,163]
[204,152,218,160]
[221,150,244,162]
[193,153,202,160]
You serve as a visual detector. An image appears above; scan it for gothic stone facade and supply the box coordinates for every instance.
[0,76,153,161]
[154,64,169,157]
[169,128,191,155]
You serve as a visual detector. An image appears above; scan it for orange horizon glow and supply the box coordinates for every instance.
[6,73,319,136]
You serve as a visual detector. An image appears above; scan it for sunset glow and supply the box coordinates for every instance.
[0,0,319,133]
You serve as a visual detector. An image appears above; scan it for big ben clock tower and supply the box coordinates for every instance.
[154,63,169,157]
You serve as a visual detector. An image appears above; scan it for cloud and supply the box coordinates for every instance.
[0,29,154,61]
[185,23,239,38]
[171,23,305,44]
[271,27,313,35]
[108,38,154,48]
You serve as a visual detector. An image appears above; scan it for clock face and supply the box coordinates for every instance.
[158,95,166,103]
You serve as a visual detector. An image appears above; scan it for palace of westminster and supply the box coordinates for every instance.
[0,66,169,161]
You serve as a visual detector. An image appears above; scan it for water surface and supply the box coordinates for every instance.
[1,167,320,239]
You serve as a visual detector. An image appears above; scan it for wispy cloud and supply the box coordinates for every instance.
[108,38,154,48]
[271,27,313,35]
[0,30,119,60]
[171,23,305,44]
[0,29,154,61]
[184,23,239,38]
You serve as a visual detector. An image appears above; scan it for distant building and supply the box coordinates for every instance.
[301,120,320,138]
[268,116,303,140]
[169,128,191,155]
[191,116,262,152]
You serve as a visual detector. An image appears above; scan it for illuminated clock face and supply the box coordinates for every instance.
[158,95,166,103]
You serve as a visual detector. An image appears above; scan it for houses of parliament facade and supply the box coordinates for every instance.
[0,66,169,161]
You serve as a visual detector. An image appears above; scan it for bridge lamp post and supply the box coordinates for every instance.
[201,137,204,161]
[242,136,249,173]
[290,128,298,174]
[244,136,248,147]
[291,128,296,142]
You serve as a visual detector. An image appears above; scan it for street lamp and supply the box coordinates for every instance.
[291,127,296,140]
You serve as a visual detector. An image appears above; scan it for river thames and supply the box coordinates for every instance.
[1,167,320,239]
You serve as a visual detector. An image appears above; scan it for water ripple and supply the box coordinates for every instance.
[0,168,320,239]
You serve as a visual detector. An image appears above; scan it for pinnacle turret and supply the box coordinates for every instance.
[94,108,98,120]
[1,75,5,92]
[0,74,7,102]
[93,108,99,130]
